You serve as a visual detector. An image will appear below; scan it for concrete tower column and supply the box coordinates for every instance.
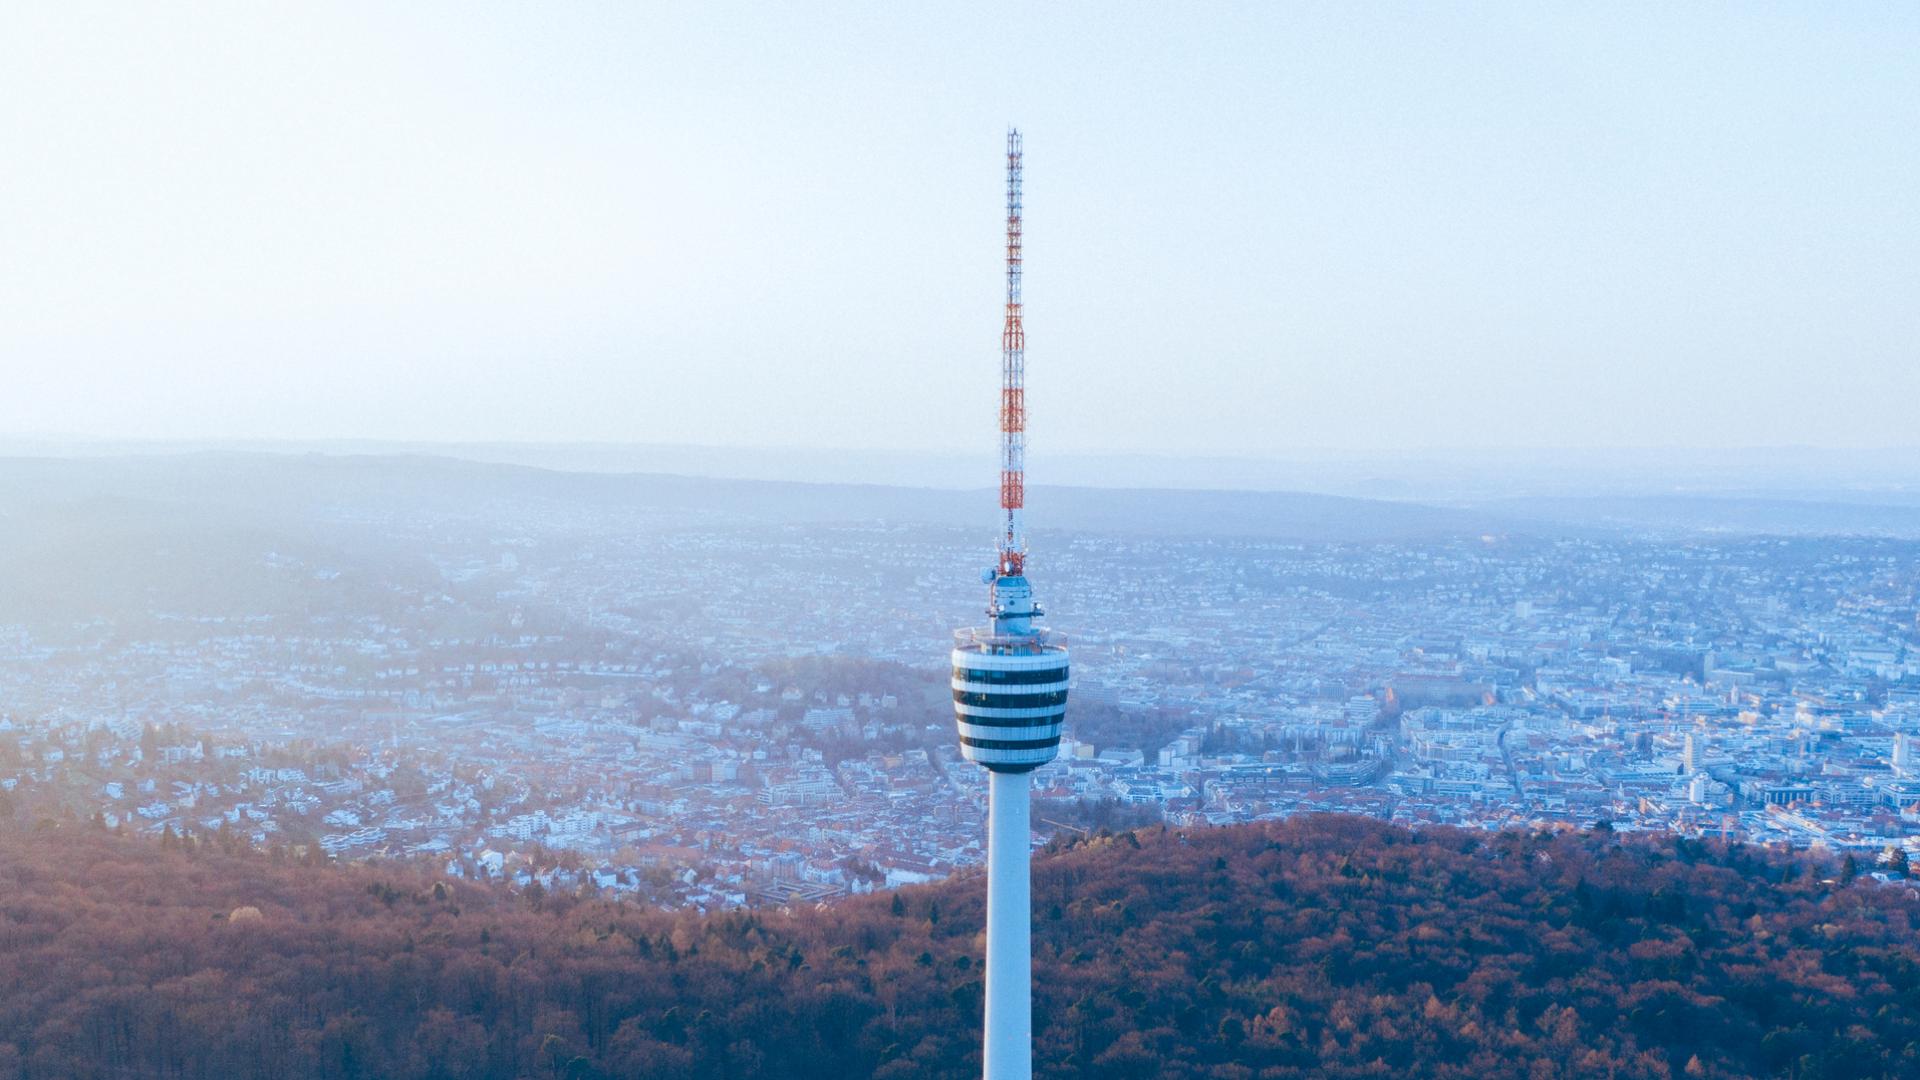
[983,768,1032,1080]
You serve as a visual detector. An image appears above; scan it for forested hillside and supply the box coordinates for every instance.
[1,816,1916,1079]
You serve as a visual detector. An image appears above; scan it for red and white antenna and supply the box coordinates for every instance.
[998,128,1026,578]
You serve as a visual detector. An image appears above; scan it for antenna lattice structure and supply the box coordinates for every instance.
[999,129,1026,578]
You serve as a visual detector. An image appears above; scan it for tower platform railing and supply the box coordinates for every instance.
[952,627,1068,654]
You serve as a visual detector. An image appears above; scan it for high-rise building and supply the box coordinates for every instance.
[951,128,1068,1080]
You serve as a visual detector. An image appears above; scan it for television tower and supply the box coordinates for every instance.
[951,127,1068,1080]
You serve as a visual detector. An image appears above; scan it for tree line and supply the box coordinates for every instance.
[0,814,1915,1078]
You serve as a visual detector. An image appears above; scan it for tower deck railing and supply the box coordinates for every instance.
[952,627,1068,653]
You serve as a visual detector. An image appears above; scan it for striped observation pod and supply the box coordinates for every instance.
[952,633,1068,773]
[953,572,1068,774]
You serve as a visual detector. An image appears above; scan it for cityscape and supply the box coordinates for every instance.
[8,454,1920,911]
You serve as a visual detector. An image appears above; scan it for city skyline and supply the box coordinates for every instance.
[7,447,1920,895]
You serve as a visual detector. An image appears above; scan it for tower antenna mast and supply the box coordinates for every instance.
[999,129,1026,579]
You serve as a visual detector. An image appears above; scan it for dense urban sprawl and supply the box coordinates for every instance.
[6,500,1920,907]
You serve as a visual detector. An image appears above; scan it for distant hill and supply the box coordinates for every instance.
[0,815,1913,1079]
[0,452,1502,541]
[18,451,1920,551]
[0,452,1510,625]
[12,440,1920,506]
[1490,494,1920,538]
[17,447,1920,541]
[7,452,1920,625]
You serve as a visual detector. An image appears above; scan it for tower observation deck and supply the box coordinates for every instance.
[952,127,1067,1080]
[950,606,1068,771]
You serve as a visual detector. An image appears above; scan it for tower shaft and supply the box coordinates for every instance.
[999,129,1026,578]
[983,769,1033,1080]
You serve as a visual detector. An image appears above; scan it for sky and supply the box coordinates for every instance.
[2,4,1916,455]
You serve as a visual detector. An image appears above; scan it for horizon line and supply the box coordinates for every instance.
[4,433,1919,460]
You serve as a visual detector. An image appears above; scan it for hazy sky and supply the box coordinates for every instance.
[3,5,1916,454]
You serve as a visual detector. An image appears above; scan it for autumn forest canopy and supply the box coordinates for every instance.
[1,815,1918,1079]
